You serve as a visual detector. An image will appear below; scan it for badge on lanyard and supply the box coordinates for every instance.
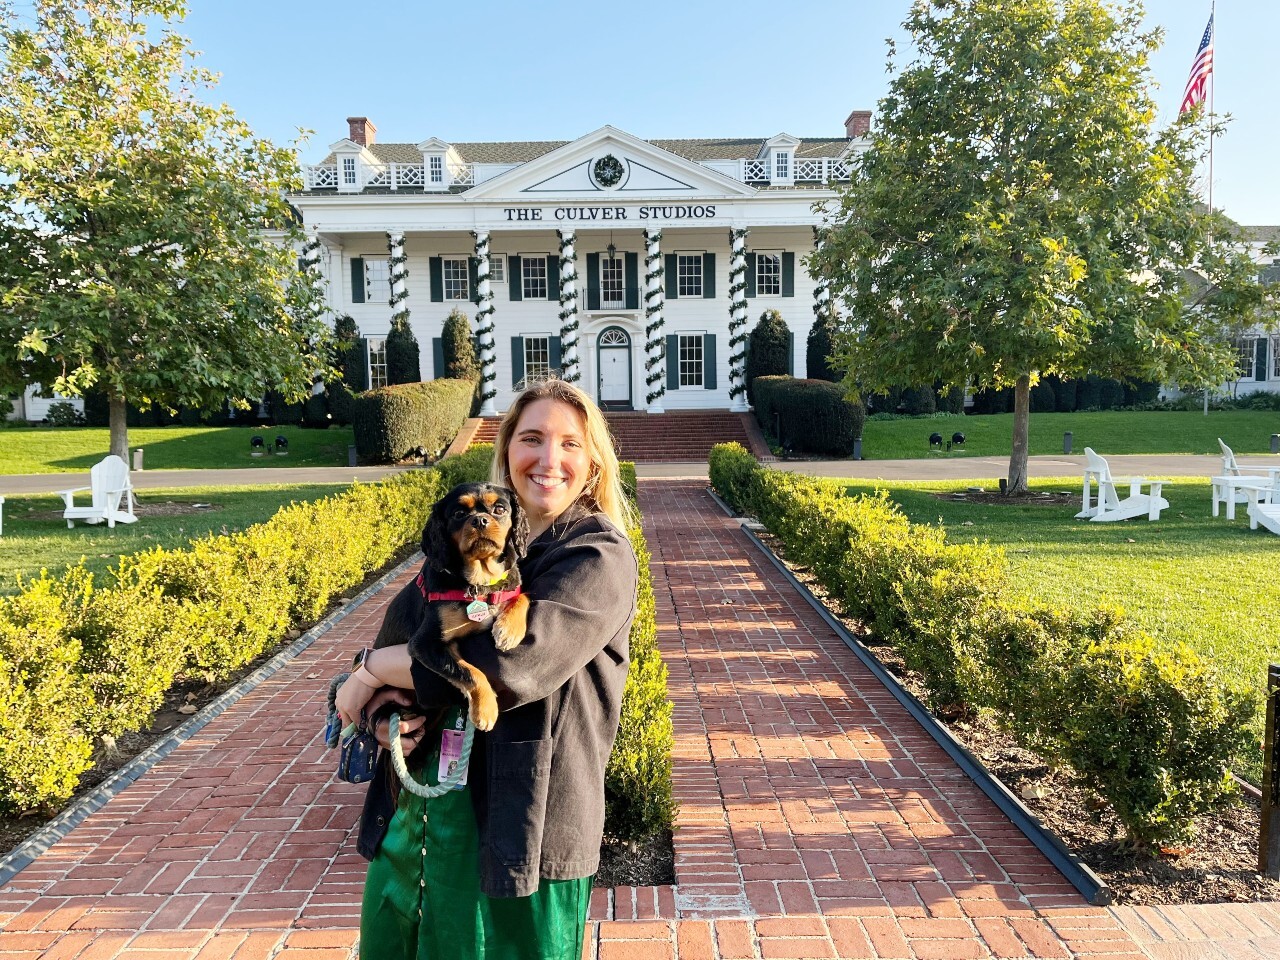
[438,713,470,788]
[465,599,490,622]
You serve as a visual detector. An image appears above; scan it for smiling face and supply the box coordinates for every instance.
[506,398,592,537]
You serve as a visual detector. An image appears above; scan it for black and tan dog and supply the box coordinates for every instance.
[372,481,530,731]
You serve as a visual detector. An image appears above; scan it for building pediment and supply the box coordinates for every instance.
[462,126,756,201]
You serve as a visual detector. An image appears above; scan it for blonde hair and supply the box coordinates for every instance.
[490,379,636,533]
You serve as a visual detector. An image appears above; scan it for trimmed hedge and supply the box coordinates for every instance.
[352,378,475,463]
[753,376,864,456]
[708,443,1253,847]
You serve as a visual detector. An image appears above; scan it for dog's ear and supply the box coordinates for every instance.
[503,492,530,566]
[423,497,454,573]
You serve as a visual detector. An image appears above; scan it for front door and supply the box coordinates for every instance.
[597,327,632,409]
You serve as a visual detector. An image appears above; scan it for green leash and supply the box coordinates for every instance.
[387,710,476,798]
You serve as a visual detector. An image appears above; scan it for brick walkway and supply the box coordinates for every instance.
[2,479,1279,958]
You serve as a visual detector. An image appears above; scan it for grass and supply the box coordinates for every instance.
[859,409,1280,460]
[0,424,357,474]
[843,475,1280,773]
[0,483,349,595]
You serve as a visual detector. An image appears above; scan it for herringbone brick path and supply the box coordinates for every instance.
[2,479,1278,958]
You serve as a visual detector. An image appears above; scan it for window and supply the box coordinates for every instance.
[524,336,551,382]
[601,255,624,308]
[429,155,444,184]
[368,338,388,389]
[678,334,704,387]
[342,157,357,186]
[521,256,548,300]
[443,257,469,300]
[364,258,389,300]
[1236,337,1257,380]
[488,255,505,284]
[677,254,703,298]
[1272,336,1280,380]
[756,252,781,296]
[774,151,791,180]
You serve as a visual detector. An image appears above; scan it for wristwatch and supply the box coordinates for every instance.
[350,647,379,687]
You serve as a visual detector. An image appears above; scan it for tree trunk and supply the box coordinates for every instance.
[1007,374,1031,495]
[108,392,129,463]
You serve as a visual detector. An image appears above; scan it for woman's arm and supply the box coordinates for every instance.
[333,645,417,727]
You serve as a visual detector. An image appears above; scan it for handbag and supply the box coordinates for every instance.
[337,717,380,784]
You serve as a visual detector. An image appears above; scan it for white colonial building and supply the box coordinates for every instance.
[289,114,871,414]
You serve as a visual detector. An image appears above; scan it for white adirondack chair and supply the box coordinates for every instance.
[1076,447,1168,522]
[1244,484,1280,536]
[56,455,138,528]
[1212,438,1280,519]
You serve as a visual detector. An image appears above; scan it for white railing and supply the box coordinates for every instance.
[448,163,474,186]
[742,159,768,181]
[305,164,338,189]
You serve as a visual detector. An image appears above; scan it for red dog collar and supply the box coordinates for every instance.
[416,571,521,605]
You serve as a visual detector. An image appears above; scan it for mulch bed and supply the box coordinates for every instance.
[932,489,1080,507]
[25,498,225,522]
[757,528,1280,906]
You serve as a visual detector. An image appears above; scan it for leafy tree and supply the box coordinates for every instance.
[0,0,329,461]
[805,310,840,382]
[332,314,363,388]
[385,316,421,385]
[744,309,791,404]
[442,308,480,381]
[812,0,1276,493]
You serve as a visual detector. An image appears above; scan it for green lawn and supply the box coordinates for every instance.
[846,475,1280,769]
[0,424,357,474]
[860,409,1280,460]
[0,483,349,594]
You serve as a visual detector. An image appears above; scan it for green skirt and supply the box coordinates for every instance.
[360,708,591,960]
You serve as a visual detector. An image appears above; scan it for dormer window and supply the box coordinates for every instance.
[342,157,357,186]
[774,151,790,181]
[429,156,444,184]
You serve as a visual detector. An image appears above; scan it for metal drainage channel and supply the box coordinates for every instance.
[705,486,1112,906]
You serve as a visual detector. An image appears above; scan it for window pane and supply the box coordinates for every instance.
[342,157,356,185]
[678,334,703,387]
[365,259,390,299]
[775,152,790,179]
[677,255,703,298]
[522,257,548,300]
[1272,336,1280,380]
[429,155,443,183]
[369,338,388,389]
[444,258,469,300]
[602,255,624,308]
[1237,338,1256,379]
[488,256,505,283]
[756,254,781,296]
[525,336,550,382]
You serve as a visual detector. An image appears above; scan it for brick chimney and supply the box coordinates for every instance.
[346,116,377,146]
[844,109,871,139]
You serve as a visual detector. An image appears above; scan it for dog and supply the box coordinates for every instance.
[372,481,530,732]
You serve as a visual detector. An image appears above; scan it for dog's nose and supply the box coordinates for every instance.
[470,515,490,529]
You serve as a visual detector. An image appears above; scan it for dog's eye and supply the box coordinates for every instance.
[492,504,507,516]
[452,508,469,521]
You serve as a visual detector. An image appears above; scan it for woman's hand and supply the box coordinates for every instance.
[365,687,429,752]
[335,670,379,729]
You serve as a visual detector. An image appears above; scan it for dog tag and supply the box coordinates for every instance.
[465,599,489,622]
[438,725,469,789]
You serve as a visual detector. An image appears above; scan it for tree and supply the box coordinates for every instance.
[442,308,480,382]
[0,0,330,461]
[812,0,1276,493]
[744,309,791,405]
[332,314,363,387]
[805,310,840,382]
[384,316,421,385]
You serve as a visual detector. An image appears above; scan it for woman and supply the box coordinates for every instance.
[334,378,639,960]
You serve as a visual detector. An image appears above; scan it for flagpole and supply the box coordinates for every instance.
[1204,0,1216,417]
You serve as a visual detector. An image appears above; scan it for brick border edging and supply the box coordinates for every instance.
[443,417,485,458]
[0,552,422,889]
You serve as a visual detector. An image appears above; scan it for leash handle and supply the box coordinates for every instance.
[388,711,476,798]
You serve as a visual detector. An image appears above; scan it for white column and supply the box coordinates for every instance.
[557,230,581,383]
[728,227,750,412]
[643,228,666,413]
[386,231,410,329]
[473,230,498,415]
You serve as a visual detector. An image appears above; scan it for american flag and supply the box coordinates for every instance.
[1179,14,1214,114]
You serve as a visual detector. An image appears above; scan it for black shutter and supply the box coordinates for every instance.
[787,331,795,376]
[666,335,679,390]
[703,253,716,298]
[353,337,370,391]
[549,336,563,373]
[468,257,480,304]
[350,257,365,304]
[665,254,678,300]
[745,253,756,298]
[624,252,639,309]
[1256,337,1269,379]
[704,335,717,390]
[429,257,444,302]
[782,252,795,297]
[509,256,522,302]
[433,338,445,379]
[547,254,560,301]
[511,336,525,386]
[586,253,600,310]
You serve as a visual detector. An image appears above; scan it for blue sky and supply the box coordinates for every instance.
[70,1,1280,224]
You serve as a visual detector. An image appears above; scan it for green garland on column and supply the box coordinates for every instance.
[557,230,580,383]
[472,230,497,405]
[643,228,666,406]
[728,227,750,399]
[386,231,411,329]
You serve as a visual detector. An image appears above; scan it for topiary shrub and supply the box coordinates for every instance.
[385,316,421,385]
[1123,379,1160,407]
[302,392,330,429]
[754,376,863,456]
[333,314,365,390]
[936,384,966,414]
[1099,377,1125,409]
[352,379,475,463]
[1030,381,1057,412]
[1051,376,1077,412]
[806,311,840,382]
[744,310,792,405]
[442,308,480,382]
[44,401,85,426]
[900,385,936,415]
[266,391,304,425]
[1076,374,1103,410]
[970,387,1012,414]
